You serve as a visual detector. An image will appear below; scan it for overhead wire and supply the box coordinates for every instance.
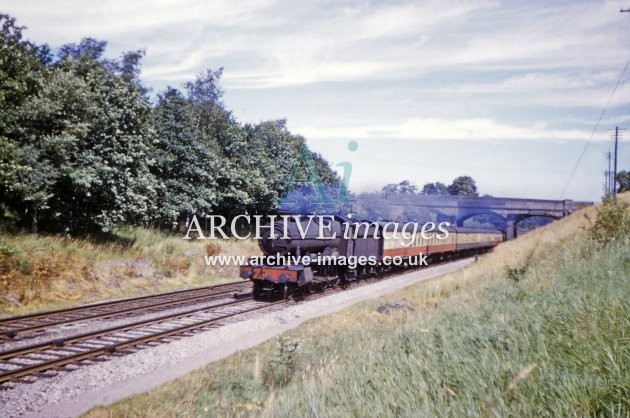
[524,37,630,266]
[558,56,630,198]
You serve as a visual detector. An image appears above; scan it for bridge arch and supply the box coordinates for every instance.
[513,213,559,235]
[456,211,507,228]
[513,212,561,222]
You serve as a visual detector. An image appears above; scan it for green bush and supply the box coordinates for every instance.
[505,265,527,283]
[262,336,301,388]
[0,238,16,256]
[588,197,630,246]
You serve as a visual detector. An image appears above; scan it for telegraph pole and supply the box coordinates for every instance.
[606,151,612,195]
[617,9,628,195]
[608,152,613,194]
[613,127,619,196]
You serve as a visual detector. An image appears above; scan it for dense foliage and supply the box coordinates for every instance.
[383,176,479,197]
[0,15,336,234]
[587,196,630,246]
[357,177,481,222]
[617,170,630,193]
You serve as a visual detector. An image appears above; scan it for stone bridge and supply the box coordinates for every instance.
[355,195,592,239]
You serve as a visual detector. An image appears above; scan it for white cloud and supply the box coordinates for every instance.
[3,0,626,200]
[5,0,277,43]
[141,51,204,78]
[4,0,629,137]
[295,117,594,142]
[502,72,618,90]
[6,0,627,90]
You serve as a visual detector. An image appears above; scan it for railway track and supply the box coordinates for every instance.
[0,296,285,384]
[0,271,393,385]
[0,280,249,339]
[0,257,474,385]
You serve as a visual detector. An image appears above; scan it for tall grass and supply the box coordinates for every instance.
[0,227,259,315]
[83,194,630,417]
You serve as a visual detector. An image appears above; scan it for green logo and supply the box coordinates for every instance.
[280,141,358,210]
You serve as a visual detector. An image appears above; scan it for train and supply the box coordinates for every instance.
[239,215,504,299]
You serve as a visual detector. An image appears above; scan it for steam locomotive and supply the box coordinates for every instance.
[239,215,503,299]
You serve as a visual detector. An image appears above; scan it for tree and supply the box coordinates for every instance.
[66,44,159,232]
[0,14,51,230]
[617,170,630,193]
[245,120,298,197]
[382,183,399,196]
[185,68,232,150]
[421,182,448,195]
[12,145,58,233]
[382,180,418,196]
[0,13,341,235]
[0,14,50,138]
[213,124,276,219]
[151,87,218,228]
[244,120,337,214]
[13,66,103,233]
[447,176,478,197]
[398,180,417,195]
[18,38,161,233]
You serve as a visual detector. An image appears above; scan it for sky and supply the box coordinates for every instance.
[3,0,630,202]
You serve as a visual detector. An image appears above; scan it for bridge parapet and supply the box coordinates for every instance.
[354,195,593,239]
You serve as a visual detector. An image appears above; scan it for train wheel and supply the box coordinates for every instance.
[252,281,263,300]
[294,286,306,301]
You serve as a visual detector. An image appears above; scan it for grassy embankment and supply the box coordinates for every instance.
[85,194,630,417]
[0,227,258,316]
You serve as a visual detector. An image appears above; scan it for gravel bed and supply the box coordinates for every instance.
[1,258,474,418]
[0,296,240,352]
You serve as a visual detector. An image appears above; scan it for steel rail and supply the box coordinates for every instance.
[0,281,249,338]
[0,297,257,361]
[0,280,246,325]
[1,286,248,338]
[0,299,284,384]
